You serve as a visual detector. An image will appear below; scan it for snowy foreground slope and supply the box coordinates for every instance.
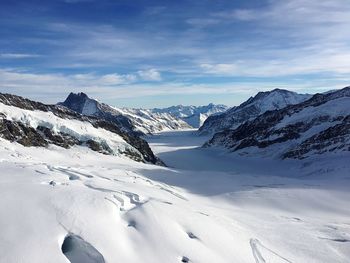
[1,130,350,263]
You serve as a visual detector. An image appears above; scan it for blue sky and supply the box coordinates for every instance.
[1,0,350,107]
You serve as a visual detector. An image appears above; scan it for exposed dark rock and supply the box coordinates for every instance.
[0,118,48,147]
[283,115,350,159]
[199,88,310,135]
[0,92,164,165]
[37,126,81,148]
[60,92,139,136]
[86,139,113,155]
[205,87,350,159]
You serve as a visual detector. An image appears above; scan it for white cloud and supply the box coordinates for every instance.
[0,53,40,59]
[186,18,220,27]
[99,73,137,85]
[137,69,162,81]
[1,68,348,106]
[199,47,350,77]
[197,0,350,78]
[200,64,238,74]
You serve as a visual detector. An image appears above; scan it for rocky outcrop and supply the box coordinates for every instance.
[283,115,350,159]
[0,93,163,165]
[204,87,350,159]
[198,89,310,135]
[61,92,138,135]
[0,118,48,147]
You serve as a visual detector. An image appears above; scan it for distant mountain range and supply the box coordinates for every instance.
[60,92,227,133]
[1,87,349,162]
[199,89,311,135]
[60,92,191,135]
[152,104,228,128]
[204,86,350,159]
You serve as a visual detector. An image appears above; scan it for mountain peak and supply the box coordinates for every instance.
[66,92,89,101]
[61,92,98,116]
[199,88,311,135]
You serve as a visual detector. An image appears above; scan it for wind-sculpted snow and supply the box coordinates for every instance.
[198,88,310,135]
[62,234,105,263]
[205,87,350,159]
[0,130,350,262]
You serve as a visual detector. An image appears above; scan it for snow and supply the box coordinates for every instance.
[152,104,228,128]
[111,106,191,134]
[81,99,98,116]
[251,90,310,114]
[0,102,141,157]
[0,130,350,262]
[199,89,311,135]
[276,97,350,129]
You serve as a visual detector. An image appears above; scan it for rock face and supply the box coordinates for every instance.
[151,103,228,128]
[60,92,138,135]
[198,89,311,135]
[60,93,191,134]
[204,87,350,159]
[0,93,162,165]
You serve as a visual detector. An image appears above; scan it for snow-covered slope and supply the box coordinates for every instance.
[111,107,191,134]
[152,103,228,128]
[1,129,350,263]
[60,93,191,134]
[198,89,311,135]
[205,87,350,159]
[0,93,161,164]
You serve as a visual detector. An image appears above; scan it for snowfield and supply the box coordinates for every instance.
[0,130,350,262]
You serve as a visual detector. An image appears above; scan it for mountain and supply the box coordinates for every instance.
[152,103,228,128]
[198,89,311,135]
[60,92,191,135]
[0,93,162,164]
[110,107,191,134]
[204,86,350,159]
[1,91,350,263]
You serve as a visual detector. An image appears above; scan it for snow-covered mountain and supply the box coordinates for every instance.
[204,86,350,159]
[198,89,311,135]
[0,93,162,164]
[152,103,228,128]
[1,91,350,263]
[111,107,191,134]
[60,93,191,135]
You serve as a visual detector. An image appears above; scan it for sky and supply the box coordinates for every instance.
[1,0,350,108]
